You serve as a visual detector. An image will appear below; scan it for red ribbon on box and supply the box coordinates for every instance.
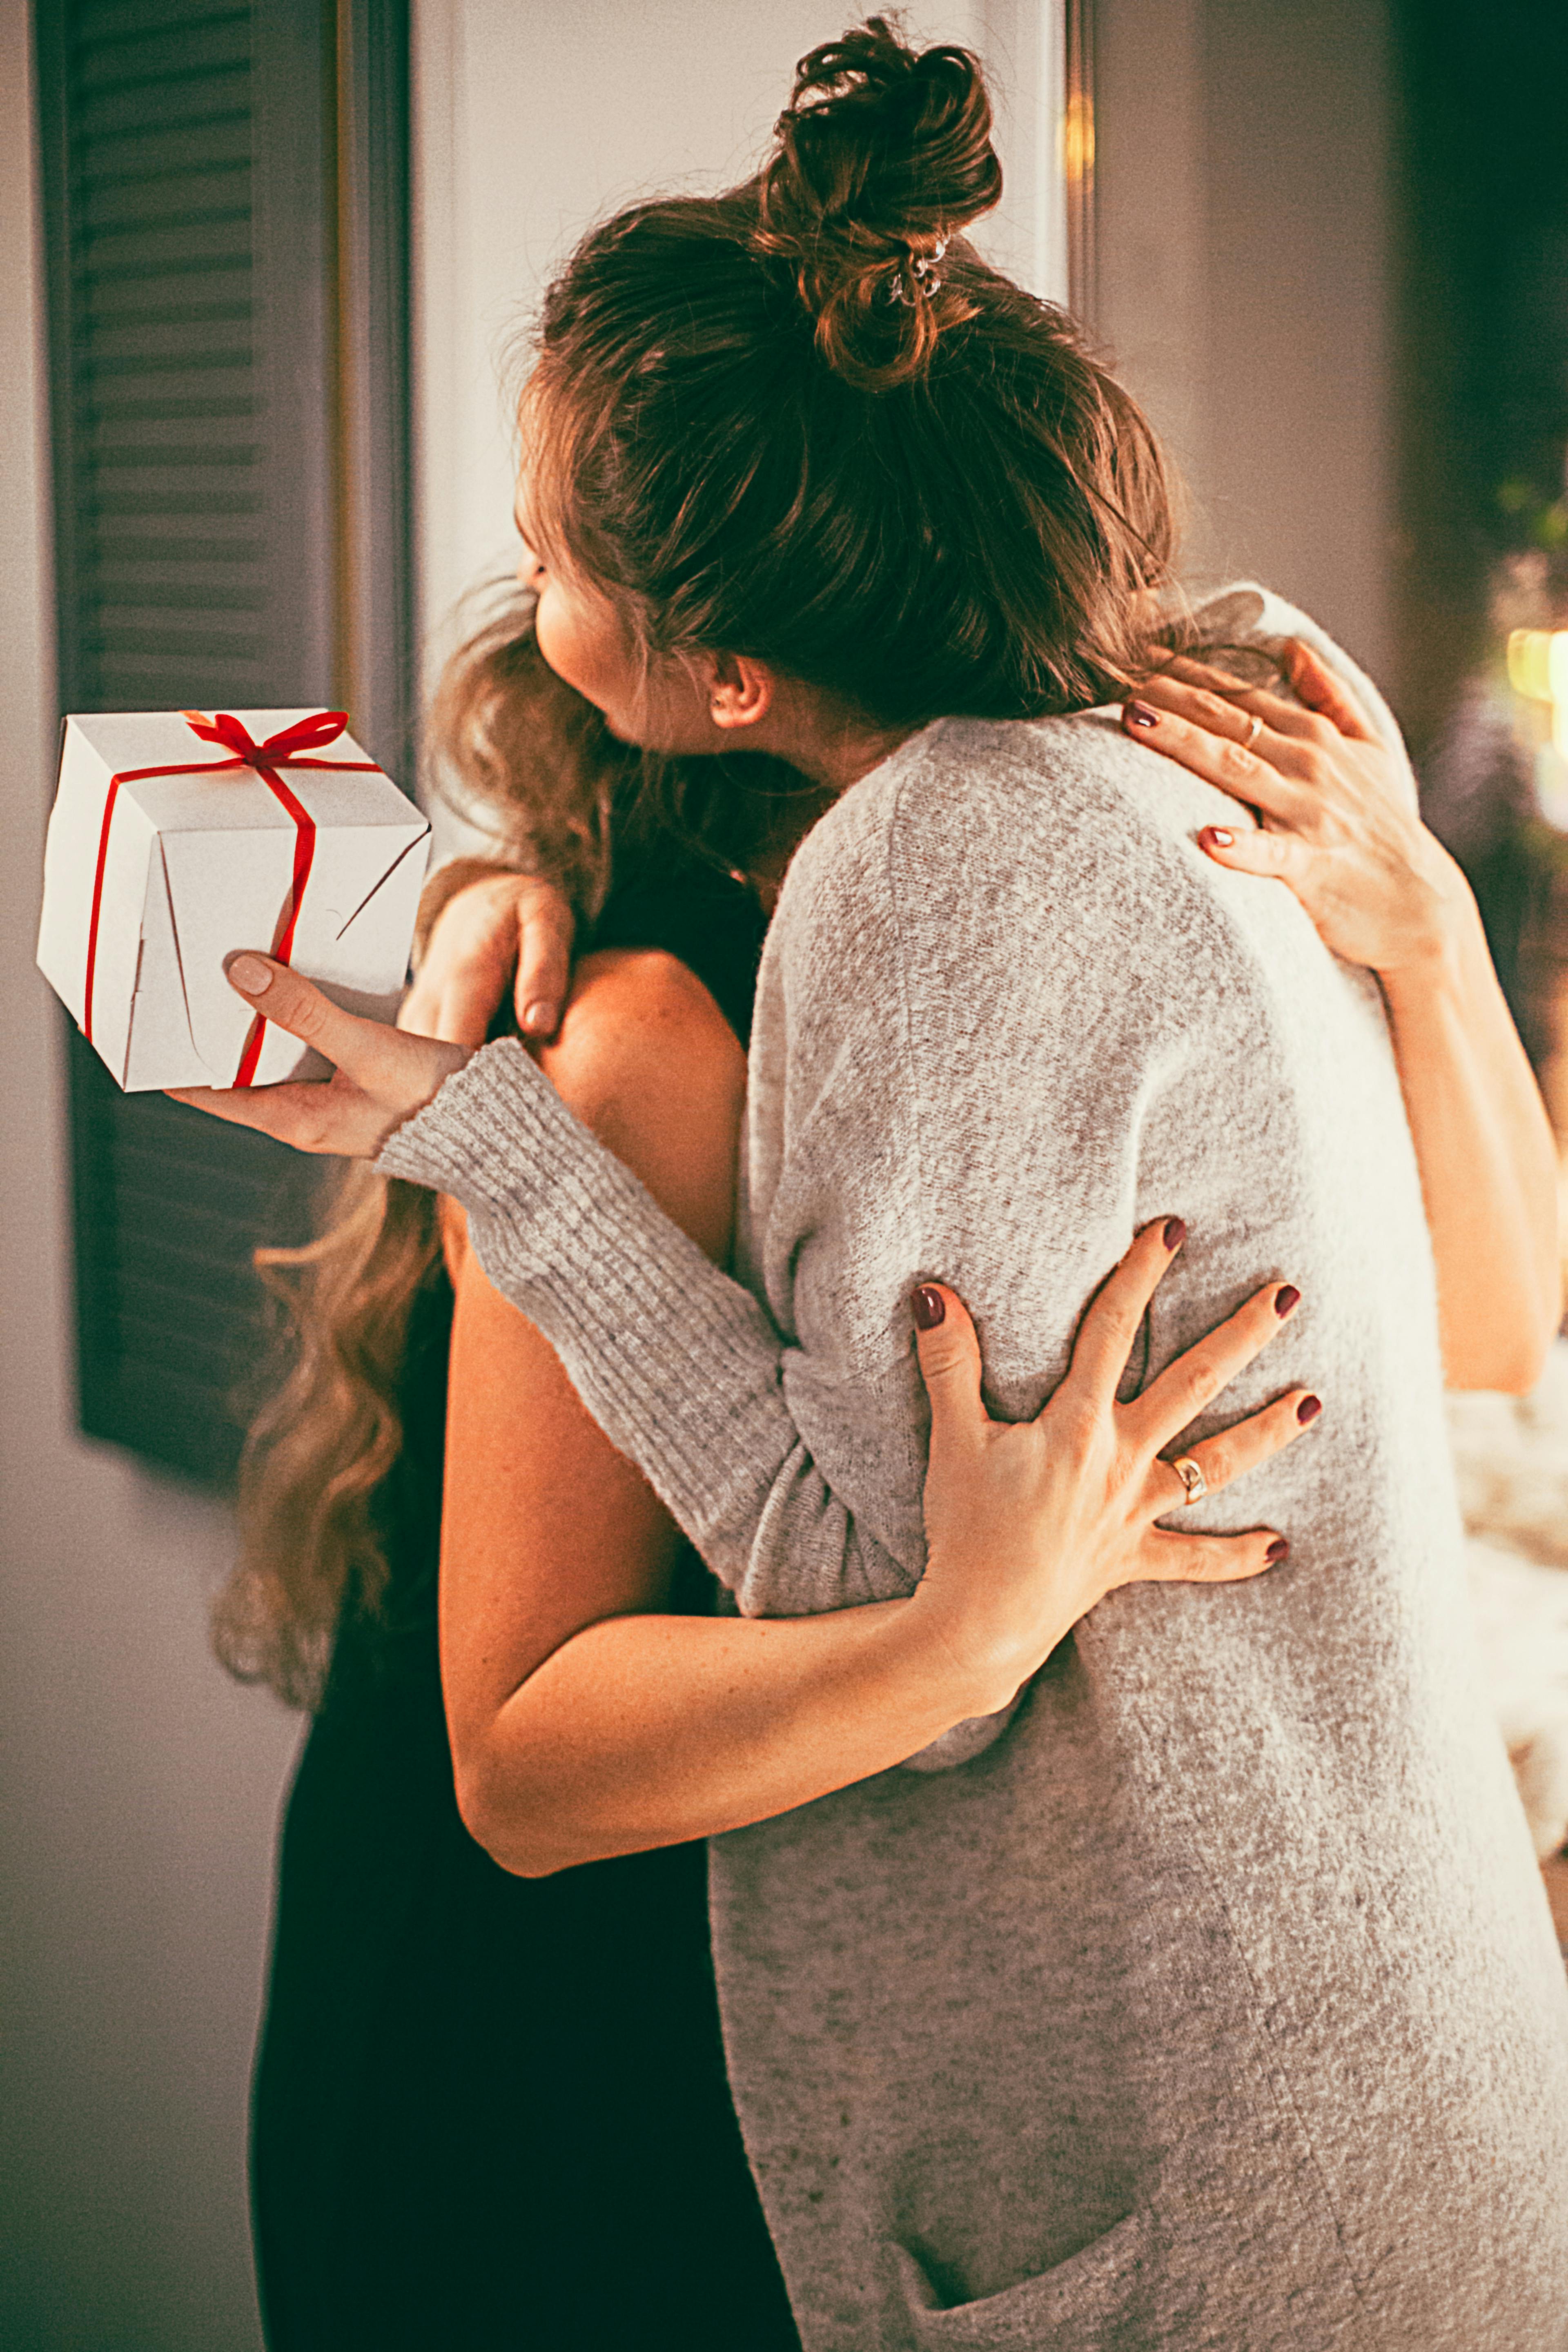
[82,708,381,1088]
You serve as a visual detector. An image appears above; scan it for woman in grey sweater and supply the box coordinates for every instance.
[179,22,1568,2349]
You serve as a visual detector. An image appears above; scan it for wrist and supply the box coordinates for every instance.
[1379,855,1488,1004]
[899,1573,1060,1721]
[1376,844,1483,993]
[414,855,526,961]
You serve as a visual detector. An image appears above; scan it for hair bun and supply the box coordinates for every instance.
[755,15,1002,390]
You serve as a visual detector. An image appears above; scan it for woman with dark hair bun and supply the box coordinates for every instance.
[189,20,1568,2350]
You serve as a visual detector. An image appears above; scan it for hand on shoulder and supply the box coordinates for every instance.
[1121,639,1470,979]
[401,862,577,1046]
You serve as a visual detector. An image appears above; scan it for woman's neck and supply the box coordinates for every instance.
[739,673,924,797]
[739,714,924,912]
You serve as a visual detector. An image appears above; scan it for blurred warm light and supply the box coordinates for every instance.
[1058,93,1095,187]
[1508,628,1568,758]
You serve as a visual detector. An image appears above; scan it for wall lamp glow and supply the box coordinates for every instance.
[1508,629,1568,758]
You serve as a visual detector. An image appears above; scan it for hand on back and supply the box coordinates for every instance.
[907,1222,1319,1714]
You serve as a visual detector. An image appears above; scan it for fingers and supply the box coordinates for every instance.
[1193,820,1312,887]
[911,1282,987,1454]
[1279,639,1378,742]
[399,962,497,1048]
[1122,693,1316,826]
[396,966,443,1038]
[1146,645,1375,751]
[225,953,461,1101]
[1060,1218,1187,1410]
[513,883,576,1039]
[1122,1277,1302,1457]
[436,971,513,1049]
[403,870,577,1046]
[1162,1387,1322,1512]
[1129,1527,1288,1587]
[163,1078,379,1155]
[1156,655,1329,745]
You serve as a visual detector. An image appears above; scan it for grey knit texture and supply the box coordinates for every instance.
[379,589,1568,2349]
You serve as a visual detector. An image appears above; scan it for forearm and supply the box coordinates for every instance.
[1383,876,1561,1391]
[459,1590,1009,1876]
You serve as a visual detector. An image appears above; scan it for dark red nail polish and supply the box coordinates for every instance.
[913,1285,946,1331]
[1200,826,1236,849]
[1297,1394,1322,1425]
[1125,700,1160,730]
[1163,1217,1186,1250]
[1265,1537,1289,1563]
[1275,1285,1301,1318]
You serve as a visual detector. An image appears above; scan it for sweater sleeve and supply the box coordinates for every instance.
[375,1031,1018,1770]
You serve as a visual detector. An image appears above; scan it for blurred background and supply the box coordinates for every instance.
[3,2,1566,2343]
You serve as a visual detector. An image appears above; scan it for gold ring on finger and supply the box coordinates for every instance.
[1241,712,1263,752]
[1172,1454,1208,1506]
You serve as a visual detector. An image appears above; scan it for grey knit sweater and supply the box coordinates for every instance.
[381,589,1568,2350]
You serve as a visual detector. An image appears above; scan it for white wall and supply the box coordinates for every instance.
[0,9,299,2347]
[1095,0,1394,689]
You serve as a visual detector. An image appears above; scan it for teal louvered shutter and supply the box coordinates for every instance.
[35,0,412,1485]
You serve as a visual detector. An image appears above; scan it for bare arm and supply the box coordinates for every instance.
[1124,643,1561,1393]
[439,952,1309,1878]
[1379,890,1559,1393]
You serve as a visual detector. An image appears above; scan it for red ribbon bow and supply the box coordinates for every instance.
[82,708,381,1088]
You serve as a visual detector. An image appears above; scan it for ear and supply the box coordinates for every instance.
[697,650,775,735]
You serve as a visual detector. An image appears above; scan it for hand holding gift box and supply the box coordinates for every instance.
[37,708,431,1092]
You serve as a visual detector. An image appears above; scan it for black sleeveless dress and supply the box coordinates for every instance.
[250,870,798,2352]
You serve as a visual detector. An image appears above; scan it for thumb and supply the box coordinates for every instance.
[1196,823,1303,881]
[225,951,463,1100]
[912,1283,987,1450]
[1281,638,1375,742]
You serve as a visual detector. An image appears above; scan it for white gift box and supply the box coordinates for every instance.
[37,708,431,1092]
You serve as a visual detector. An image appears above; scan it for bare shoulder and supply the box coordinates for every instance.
[543,945,742,1095]
[536,947,747,1263]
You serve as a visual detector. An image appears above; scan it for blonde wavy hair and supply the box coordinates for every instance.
[212,594,642,1706]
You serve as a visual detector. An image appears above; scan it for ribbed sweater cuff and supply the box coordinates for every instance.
[375,1039,795,1567]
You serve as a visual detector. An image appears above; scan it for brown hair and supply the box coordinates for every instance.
[212,598,653,1706]
[523,15,1179,729]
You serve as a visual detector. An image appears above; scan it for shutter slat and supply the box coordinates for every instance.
[80,343,256,374]
[76,220,252,272]
[76,0,251,39]
[77,78,252,148]
[80,160,250,218]
[76,42,253,103]
[88,584,267,618]
[91,530,265,561]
